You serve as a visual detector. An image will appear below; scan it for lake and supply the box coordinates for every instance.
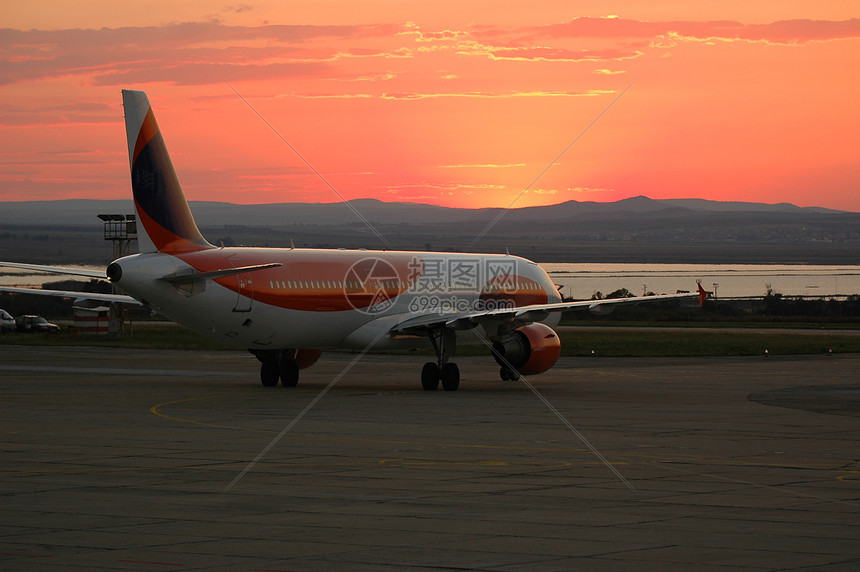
[3,263,860,300]
[541,264,860,299]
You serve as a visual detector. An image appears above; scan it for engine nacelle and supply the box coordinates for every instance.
[288,349,322,370]
[251,348,322,370]
[588,302,615,316]
[492,323,561,376]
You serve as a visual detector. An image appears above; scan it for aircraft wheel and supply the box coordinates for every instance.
[261,360,279,387]
[499,367,519,381]
[279,358,300,387]
[421,362,440,391]
[441,362,460,391]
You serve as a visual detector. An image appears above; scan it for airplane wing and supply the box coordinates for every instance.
[159,263,282,284]
[0,261,138,304]
[391,288,706,336]
[0,260,282,306]
[0,285,140,305]
[0,261,106,278]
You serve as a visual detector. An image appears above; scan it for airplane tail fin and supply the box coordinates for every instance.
[697,281,709,306]
[122,90,213,254]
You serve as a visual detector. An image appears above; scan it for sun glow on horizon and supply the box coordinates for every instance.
[0,2,858,212]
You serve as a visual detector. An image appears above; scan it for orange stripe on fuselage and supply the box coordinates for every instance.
[172,249,553,313]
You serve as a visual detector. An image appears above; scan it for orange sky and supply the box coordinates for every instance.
[1,1,858,211]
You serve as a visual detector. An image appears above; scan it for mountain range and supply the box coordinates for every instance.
[1,196,857,264]
[0,195,845,227]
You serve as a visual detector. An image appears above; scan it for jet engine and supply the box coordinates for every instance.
[289,348,322,370]
[491,323,561,378]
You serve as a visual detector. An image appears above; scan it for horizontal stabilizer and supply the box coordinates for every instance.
[159,263,282,284]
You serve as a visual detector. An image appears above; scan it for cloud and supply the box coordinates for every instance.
[410,28,470,43]
[567,186,615,194]
[91,61,331,87]
[381,89,609,100]
[480,46,642,62]
[438,163,527,169]
[528,16,860,45]
[0,21,408,86]
[384,182,505,195]
[3,16,855,90]
[226,4,254,14]
[290,92,374,99]
[0,101,118,128]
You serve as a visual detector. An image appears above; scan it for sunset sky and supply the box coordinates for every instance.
[1,1,858,211]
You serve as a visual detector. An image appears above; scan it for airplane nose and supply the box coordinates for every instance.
[106,262,123,283]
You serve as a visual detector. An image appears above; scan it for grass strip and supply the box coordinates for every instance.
[0,324,236,351]
[553,329,859,357]
[2,324,859,357]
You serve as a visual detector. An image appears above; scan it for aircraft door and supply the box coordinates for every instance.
[229,257,254,312]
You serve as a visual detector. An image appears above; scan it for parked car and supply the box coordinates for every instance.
[15,315,61,334]
[0,309,15,333]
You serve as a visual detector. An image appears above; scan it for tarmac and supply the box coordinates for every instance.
[1,345,858,571]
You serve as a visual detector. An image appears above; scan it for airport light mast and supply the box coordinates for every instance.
[97,214,137,335]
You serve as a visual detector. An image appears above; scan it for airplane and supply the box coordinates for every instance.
[0,90,707,390]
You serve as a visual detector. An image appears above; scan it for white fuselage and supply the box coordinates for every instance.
[110,247,562,351]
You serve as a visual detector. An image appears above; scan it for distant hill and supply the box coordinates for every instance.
[0,196,844,227]
[2,196,857,264]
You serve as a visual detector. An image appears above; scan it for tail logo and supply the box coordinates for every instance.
[127,100,211,253]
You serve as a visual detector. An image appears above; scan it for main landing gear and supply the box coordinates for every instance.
[499,366,520,381]
[422,328,460,391]
[252,349,299,387]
